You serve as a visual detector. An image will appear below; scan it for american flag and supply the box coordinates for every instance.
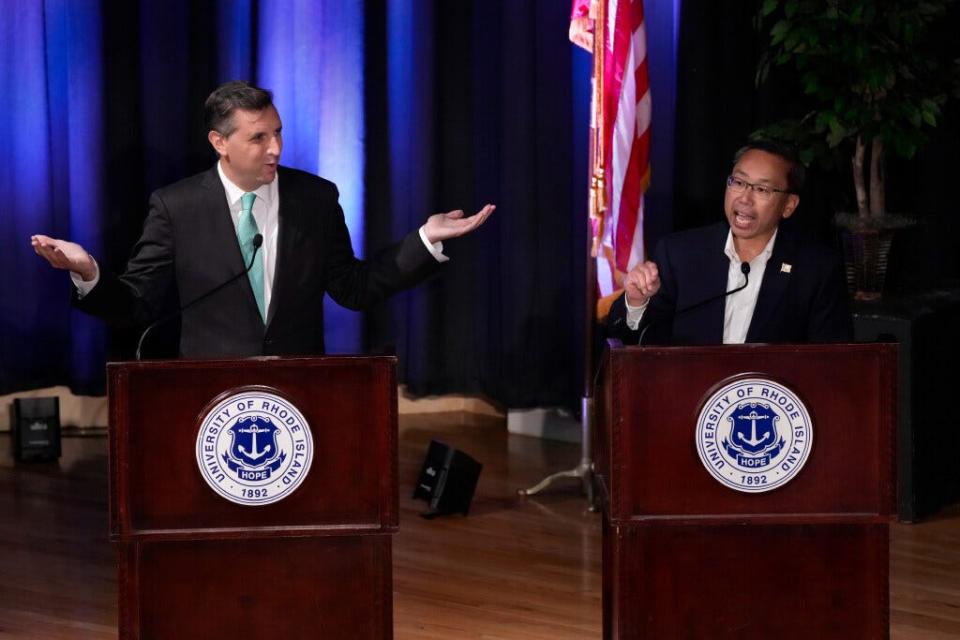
[571,0,651,302]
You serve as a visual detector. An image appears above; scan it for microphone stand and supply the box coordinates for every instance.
[518,2,606,506]
[637,262,750,346]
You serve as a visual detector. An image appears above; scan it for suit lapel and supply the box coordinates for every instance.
[267,169,300,328]
[746,225,797,341]
[704,224,731,343]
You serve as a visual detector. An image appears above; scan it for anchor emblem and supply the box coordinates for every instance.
[239,427,272,461]
[727,403,779,455]
[721,401,785,466]
[226,416,281,468]
[735,409,772,449]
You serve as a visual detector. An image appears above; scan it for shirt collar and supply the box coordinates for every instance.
[216,161,277,208]
[724,227,778,265]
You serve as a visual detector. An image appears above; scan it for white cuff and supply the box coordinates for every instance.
[70,258,100,298]
[419,226,449,263]
[624,297,648,331]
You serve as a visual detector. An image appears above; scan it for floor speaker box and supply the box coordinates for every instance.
[413,439,482,517]
[11,397,61,462]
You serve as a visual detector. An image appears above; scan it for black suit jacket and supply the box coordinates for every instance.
[607,221,853,345]
[76,165,440,357]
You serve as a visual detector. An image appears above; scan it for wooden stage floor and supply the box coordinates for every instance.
[0,412,958,638]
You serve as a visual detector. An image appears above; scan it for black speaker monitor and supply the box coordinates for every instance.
[413,439,482,517]
[11,397,61,462]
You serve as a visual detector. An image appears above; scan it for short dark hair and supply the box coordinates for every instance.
[204,81,274,136]
[733,140,805,193]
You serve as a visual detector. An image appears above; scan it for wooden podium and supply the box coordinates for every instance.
[596,343,897,639]
[108,356,398,639]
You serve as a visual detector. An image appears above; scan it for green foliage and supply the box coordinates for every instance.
[755,0,957,166]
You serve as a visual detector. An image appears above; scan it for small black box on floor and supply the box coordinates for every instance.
[11,397,61,462]
[413,439,482,517]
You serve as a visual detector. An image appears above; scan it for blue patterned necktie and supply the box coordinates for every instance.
[238,192,265,321]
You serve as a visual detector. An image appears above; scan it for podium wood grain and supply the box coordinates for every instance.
[597,344,897,639]
[109,357,398,639]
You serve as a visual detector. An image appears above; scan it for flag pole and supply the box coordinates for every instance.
[519,0,605,507]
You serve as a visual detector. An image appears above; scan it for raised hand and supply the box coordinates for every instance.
[624,260,660,307]
[31,235,97,281]
[422,204,495,244]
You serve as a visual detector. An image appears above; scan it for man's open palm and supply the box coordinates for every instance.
[423,204,495,244]
[31,235,97,281]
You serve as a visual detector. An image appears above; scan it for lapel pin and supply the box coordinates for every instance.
[780,262,792,274]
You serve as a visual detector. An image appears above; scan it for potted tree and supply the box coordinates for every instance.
[754,0,958,299]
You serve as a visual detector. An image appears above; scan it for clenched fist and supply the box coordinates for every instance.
[624,260,660,307]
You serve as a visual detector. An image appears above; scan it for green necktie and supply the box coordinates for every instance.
[238,192,265,321]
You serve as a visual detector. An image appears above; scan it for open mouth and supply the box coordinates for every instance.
[732,210,755,228]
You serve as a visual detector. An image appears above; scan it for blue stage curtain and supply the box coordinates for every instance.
[1,0,105,395]
[258,0,365,354]
[367,1,592,408]
[1,1,680,408]
[0,1,366,395]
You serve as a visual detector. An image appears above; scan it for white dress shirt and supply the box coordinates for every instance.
[73,162,448,303]
[720,229,776,343]
[625,229,778,344]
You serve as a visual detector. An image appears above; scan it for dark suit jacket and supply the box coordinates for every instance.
[75,165,440,357]
[606,221,853,345]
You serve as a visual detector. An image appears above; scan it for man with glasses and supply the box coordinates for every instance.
[606,140,852,345]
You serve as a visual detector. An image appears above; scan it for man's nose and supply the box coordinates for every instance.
[268,136,282,156]
[736,187,756,204]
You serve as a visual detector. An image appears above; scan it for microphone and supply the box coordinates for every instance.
[675,261,750,315]
[135,234,263,360]
[637,262,750,345]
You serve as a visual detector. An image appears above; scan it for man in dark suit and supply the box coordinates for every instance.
[32,81,494,357]
[607,140,852,345]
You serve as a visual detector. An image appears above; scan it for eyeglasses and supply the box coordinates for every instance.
[726,175,792,200]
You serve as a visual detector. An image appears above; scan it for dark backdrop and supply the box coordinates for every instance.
[674,2,960,292]
[364,1,589,408]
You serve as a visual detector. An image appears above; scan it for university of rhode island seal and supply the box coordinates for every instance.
[695,377,813,493]
[195,388,314,505]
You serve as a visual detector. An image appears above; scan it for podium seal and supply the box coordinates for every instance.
[195,389,314,505]
[695,377,812,493]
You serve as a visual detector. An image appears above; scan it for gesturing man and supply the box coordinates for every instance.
[33,80,494,358]
[606,140,851,345]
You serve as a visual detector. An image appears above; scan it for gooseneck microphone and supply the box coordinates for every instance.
[135,234,263,360]
[637,262,750,345]
[675,261,751,315]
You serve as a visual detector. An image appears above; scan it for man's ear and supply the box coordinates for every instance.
[781,194,800,220]
[208,130,226,157]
